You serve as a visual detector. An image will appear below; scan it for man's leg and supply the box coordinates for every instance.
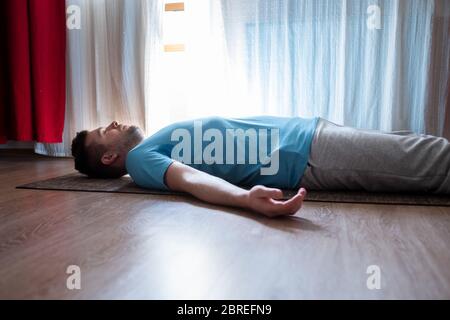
[301,118,450,194]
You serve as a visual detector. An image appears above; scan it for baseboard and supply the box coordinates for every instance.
[0,141,35,149]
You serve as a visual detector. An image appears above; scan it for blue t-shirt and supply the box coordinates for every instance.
[126,116,318,190]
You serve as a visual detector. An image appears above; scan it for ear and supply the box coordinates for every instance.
[101,152,119,165]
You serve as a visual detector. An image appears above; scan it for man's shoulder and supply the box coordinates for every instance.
[125,145,141,169]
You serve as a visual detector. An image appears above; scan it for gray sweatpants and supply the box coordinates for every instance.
[300,118,450,194]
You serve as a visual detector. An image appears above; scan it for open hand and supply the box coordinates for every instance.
[246,185,307,218]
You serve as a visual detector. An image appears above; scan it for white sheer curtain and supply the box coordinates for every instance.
[35,0,163,156]
[147,0,449,136]
[38,0,450,156]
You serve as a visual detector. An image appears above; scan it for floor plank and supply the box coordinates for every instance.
[0,151,449,299]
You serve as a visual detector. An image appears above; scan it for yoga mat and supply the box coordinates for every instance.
[16,173,450,206]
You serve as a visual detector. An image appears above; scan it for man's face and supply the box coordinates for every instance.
[85,121,144,156]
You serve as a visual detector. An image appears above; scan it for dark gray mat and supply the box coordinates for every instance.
[16,173,450,206]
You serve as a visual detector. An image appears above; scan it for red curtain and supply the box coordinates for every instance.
[0,0,66,144]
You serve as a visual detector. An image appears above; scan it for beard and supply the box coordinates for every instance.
[119,125,144,153]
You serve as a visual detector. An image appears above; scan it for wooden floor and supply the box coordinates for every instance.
[0,150,449,299]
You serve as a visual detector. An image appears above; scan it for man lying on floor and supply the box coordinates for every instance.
[71,116,450,218]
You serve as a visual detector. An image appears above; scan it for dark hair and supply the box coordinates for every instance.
[71,130,125,179]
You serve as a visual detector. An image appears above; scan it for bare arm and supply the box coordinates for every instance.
[165,161,307,218]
